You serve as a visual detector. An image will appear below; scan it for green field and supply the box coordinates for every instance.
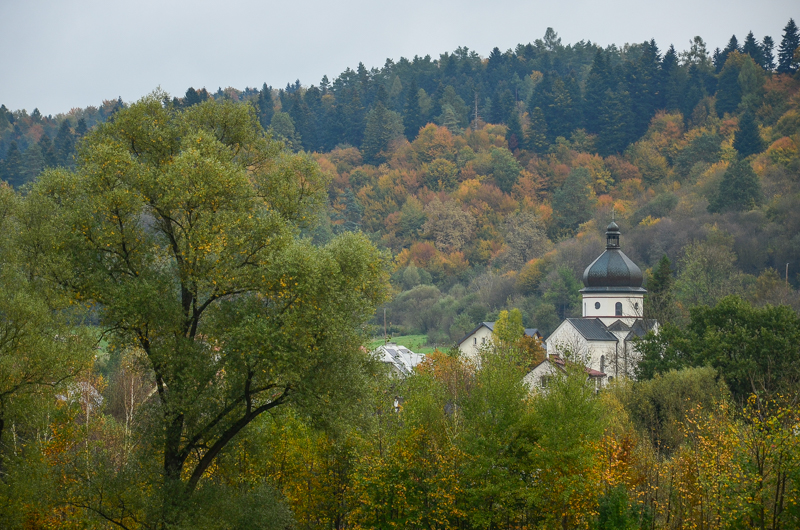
[369,334,437,354]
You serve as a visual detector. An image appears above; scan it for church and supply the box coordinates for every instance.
[525,220,658,391]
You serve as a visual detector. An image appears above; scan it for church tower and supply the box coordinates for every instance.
[580,220,646,326]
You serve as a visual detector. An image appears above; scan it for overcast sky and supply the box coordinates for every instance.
[1,0,797,116]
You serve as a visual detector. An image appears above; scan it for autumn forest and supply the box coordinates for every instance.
[1,18,800,530]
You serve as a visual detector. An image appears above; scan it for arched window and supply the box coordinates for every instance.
[600,355,605,373]
[615,302,622,316]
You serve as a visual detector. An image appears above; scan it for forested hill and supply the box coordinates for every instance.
[2,21,800,342]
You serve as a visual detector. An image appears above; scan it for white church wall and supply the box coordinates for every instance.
[581,293,644,325]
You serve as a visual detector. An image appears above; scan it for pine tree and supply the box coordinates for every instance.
[646,255,676,323]
[662,45,684,112]
[732,111,764,158]
[741,31,765,67]
[403,79,423,140]
[708,159,761,213]
[505,110,524,151]
[761,36,776,71]
[256,84,274,131]
[53,120,75,167]
[1,141,24,187]
[184,87,202,107]
[525,107,549,153]
[361,101,404,165]
[75,118,88,137]
[715,35,740,72]
[22,142,44,184]
[715,53,743,116]
[778,18,800,74]
[584,50,612,134]
[38,135,57,168]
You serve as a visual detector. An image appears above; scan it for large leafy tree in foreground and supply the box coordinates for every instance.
[23,92,388,525]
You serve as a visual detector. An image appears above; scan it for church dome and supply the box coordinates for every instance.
[582,221,643,289]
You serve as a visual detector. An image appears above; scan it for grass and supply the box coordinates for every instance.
[369,334,438,354]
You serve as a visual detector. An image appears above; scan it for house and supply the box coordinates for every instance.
[375,342,426,378]
[458,322,542,363]
[523,355,607,392]
[538,220,658,386]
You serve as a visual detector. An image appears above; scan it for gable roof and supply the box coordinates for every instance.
[565,318,618,342]
[625,319,658,340]
[458,322,542,346]
[376,343,425,377]
[527,355,607,379]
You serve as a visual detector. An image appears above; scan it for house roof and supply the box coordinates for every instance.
[625,319,658,340]
[565,318,619,342]
[458,322,541,346]
[376,343,425,377]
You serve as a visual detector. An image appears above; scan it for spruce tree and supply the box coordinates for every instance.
[75,118,87,137]
[778,18,800,74]
[184,87,202,107]
[715,54,743,116]
[403,79,422,140]
[38,135,57,168]
[715,35,740,72]
[1,141,24,187]
[761,36,776,71]
[708,159,761,213]
[54,120,75,167]
[742,31,764,67]
[732,111,764,158]
[584,50,612,134]
[256,84,274,131]
[505,110,524,151]
[525,107,549,153]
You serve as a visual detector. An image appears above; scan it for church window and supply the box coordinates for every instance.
[595,302,600,310]
[600,355,605,373]
[615,302,622,316]
[635,302,639,312]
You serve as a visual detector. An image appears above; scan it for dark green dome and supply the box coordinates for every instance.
[582,221,643,289]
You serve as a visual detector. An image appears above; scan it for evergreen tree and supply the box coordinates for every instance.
[361,101,404,165]
[661,45,684,111]
[741,31,765,67]
[1,141,24,187]
[646,255,676,323]
[490,88,515,124]
[715,54,743,116]
[54,120,75,167]
[761,36,776,71]
[550,167,595,238]
[403,79,423,140]
[256,84,274,130]
[525,107,549,153]
[584,50,612,134]
[38,135,57,168]
[596,86,635,156]
[22,142,44,184]
[505,110,524,151]
[778,18,800,74]
[715,35,740,72]
[75,118,88,137]
[732,111,764,158]
[708,159,761,213]
[184,87,202,107]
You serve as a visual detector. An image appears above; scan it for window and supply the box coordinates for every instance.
[615,302,622,316]
[481,337,486,344]
[635,302,640,312]
[600,355,605,373]
[540,375,550,388]
[595,301,601,310]
[473,337,477,345]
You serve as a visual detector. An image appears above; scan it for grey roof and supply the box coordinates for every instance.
[583,249,644,289]
[625,319,658,340]
[376,343,425,377]
[458,322,541,346]
[606,320,631,332]
[565,318,618,342]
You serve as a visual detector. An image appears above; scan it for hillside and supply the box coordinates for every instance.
[2,22,800,345]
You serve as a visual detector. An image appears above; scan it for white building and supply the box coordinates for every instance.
[541,220,657,385]
[458,322,542,363]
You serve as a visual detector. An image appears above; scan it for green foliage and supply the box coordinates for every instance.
[550,167,595,238]
[489,147,522,193]
[361,101,404,165]
[19,92,389,525]
[708,159,762,212]
[732,111,765,158]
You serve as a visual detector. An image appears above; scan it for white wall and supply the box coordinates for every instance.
[582,292,644,326]
[458,325,494,363]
